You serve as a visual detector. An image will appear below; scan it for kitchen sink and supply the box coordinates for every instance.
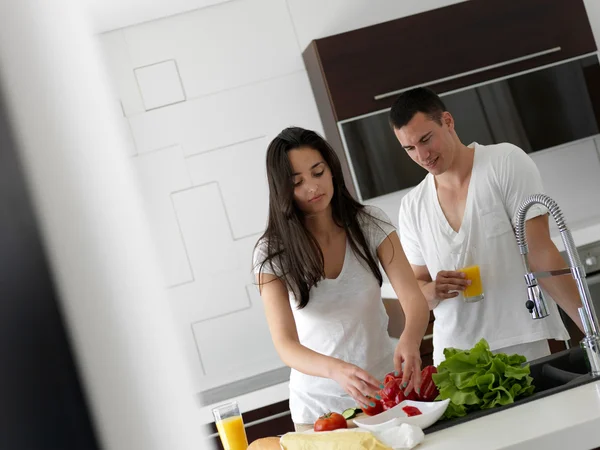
[425,346,600,434]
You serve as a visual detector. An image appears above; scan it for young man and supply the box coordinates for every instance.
[391,87,584,365]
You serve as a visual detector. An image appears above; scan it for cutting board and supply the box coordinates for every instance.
[346,412,367,428]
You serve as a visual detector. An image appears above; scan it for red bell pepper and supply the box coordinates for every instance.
[402,405,422,417]
[382,399,397,411]
[383,370,402,385]
[380,379,401,402]
[419,365,439,402]
[404,389,420,401]
[394,388,406,405]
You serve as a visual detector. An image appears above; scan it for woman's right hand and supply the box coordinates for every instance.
[330,361,383,409]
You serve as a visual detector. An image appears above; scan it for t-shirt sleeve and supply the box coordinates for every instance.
[397,195,426,266]
[496,145,548,225]
[252,238,284,278]
[360,206,397,254]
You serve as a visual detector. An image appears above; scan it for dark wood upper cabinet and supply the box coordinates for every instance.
[304,0,597,123]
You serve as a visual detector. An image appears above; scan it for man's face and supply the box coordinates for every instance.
[394,111,455,175]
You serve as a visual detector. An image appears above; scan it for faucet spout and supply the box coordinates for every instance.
[515,194,600,376]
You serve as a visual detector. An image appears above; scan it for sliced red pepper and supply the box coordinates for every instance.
[402,405,422,417]
[380,379,401,402]
[383,370,403,385]
[404,389,420,401]
[382,399,397,411]
[394,388,406,405]
[419,365,439,402]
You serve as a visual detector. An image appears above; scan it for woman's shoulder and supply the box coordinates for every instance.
[253,235,285,275]
[358,205,393,227]
[253,235,282,259]
[356,205,396,247]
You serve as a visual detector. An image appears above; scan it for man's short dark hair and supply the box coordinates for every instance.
[389,87,447,130]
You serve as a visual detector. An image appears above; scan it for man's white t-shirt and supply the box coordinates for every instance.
[398,142,569,366]
[254,206,397,424]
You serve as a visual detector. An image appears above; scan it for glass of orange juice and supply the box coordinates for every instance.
[212,401,248,450]
[459,264,484,303]
[451,247,485,303]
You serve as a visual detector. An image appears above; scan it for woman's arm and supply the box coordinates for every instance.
[378,231,430,394]
[257,273,383,408]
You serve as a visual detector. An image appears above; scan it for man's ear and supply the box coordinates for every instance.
[443,111,454,130]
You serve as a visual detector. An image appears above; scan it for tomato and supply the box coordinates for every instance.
[313,412,348,432]
[402,405,422,417]
[419,365,439,402]
[362,399,383,416]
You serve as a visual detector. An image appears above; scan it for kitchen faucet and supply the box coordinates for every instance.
[515,194,600,377]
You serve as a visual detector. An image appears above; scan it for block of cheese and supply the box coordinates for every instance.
[280,429,392,450]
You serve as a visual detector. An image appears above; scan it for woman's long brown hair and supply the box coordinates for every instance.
[255,127,386,309]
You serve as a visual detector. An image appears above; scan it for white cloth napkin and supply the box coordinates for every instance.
[373,423,425,449]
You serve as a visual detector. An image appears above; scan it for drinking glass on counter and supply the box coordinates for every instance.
[212,401,249,450]
[451,247,485,303]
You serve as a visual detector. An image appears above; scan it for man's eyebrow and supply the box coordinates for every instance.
[419,131,433,142]
[403,132,432,149]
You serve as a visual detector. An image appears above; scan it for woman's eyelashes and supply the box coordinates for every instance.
[293,171,325,187]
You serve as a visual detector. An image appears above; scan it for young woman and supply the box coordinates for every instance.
[253,127,429,430]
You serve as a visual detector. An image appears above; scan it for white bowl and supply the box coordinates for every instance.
[352,399,450,432]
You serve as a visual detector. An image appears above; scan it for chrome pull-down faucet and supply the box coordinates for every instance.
[515,194,600,376]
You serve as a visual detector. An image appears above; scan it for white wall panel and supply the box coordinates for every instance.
[123,0,303,99]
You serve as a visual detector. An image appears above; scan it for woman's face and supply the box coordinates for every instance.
[288,146,334,215]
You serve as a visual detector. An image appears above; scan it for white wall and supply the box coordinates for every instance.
[98,0,600,395]
[86,0,232,33]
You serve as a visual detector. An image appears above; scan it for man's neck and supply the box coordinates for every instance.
[435,144,475,190]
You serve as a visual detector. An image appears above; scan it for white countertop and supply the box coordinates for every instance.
[420,379,600,450]
[201,378,600,449]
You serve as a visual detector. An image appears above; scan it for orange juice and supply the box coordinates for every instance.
[216,415,248,450]
[460,265,484,301]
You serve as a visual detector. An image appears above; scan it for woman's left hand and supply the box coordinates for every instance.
[394,336,422,396]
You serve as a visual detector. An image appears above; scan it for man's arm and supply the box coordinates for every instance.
[526,214,584,332]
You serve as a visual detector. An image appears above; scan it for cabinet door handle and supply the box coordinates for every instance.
[374,46,562,101]
[244,410,291,428]
[206,410,292,440]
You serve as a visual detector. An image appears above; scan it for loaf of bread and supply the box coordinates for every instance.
[247,436,282,450]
